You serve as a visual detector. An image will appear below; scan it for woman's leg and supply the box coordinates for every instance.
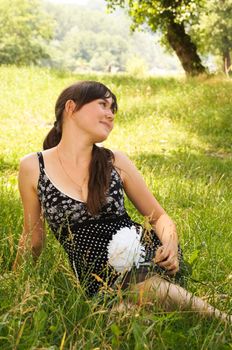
[127,274,231,322]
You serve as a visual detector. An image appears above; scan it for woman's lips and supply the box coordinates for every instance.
[100,121,112,130]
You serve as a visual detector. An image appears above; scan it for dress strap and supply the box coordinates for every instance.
[37,152,45,172]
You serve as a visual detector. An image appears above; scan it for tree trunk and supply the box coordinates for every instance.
[222,48,231,77]
[166,20,206,76]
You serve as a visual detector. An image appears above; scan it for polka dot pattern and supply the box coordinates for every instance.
[37,152,126,234]
[37,152,183,296]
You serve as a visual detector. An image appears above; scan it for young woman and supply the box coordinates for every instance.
[14,81,231,322]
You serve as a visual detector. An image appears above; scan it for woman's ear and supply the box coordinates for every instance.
[64,100,76,115]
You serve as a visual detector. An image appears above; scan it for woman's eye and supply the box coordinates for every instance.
[100,102,106,107]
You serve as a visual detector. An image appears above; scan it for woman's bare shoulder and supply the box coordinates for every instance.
[18,153,42,203]
[19,153,41,188]
[111,150,133,183]
[112,150,131,167]
[19,152,39,171]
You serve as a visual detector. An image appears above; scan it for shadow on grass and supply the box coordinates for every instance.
[133,150,232,179]
[172,105,232,153]
[105,75,232,153]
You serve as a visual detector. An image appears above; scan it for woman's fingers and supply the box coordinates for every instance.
[158,257,177,269]
[167,260,179,273]
[167,266,179,275]
[154,244,179,274]
[154,246,169,263]
[155,253,179,271]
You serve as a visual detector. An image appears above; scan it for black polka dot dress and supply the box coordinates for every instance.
[37,152,183,297]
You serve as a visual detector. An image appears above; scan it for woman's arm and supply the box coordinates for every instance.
[113,151,179,274]
[13,155,46,270]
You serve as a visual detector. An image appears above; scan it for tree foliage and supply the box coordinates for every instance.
[45,4,131,71]
[106,0,204,33]
[190,0,232,73]
[0,0,183,73]
[45,3,182,73]
[0,0,54,65]
[105,0,207,75]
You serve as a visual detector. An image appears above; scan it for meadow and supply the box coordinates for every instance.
[0,66,232,349]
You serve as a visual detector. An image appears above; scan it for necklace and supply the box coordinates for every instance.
[56,146,87,196]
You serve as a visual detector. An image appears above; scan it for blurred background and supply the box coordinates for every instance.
[0,0,231,77]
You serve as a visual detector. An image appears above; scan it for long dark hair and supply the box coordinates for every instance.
[43,81,118,215]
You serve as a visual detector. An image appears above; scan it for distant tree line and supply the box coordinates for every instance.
[0,0,231,76]
[0,0,53,65]
[43,3,132,72]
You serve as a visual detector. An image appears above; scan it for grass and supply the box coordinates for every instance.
[0,65,232,349]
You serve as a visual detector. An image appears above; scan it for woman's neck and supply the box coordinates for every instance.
[57,133,93,167]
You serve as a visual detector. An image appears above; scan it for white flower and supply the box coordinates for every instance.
[107,226,146,273]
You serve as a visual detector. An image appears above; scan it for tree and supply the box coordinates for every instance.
[47,27,129,72]
[0,0,54,65]
[105,0,207,76]
[191,0,232,76]
[45,4,135,72]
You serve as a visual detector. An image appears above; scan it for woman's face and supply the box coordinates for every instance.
[72,97,115,142]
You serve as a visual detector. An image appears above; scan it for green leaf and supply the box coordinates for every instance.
[188,249,200,265]
[110,323,121,337]
[33,309,48,333]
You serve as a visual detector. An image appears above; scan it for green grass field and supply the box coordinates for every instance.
[0,66,232,349]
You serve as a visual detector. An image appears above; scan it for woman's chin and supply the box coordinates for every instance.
[94,133,110,144]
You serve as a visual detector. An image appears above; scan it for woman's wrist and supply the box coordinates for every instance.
[161,230,178,246]
[153,213,179,247]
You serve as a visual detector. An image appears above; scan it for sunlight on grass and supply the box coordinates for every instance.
[0,66,232,349]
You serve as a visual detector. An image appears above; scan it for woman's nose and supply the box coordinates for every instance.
[105,109,114,120]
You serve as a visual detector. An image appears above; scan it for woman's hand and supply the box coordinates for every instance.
[112,151,180,276]
[154,242,179,275]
